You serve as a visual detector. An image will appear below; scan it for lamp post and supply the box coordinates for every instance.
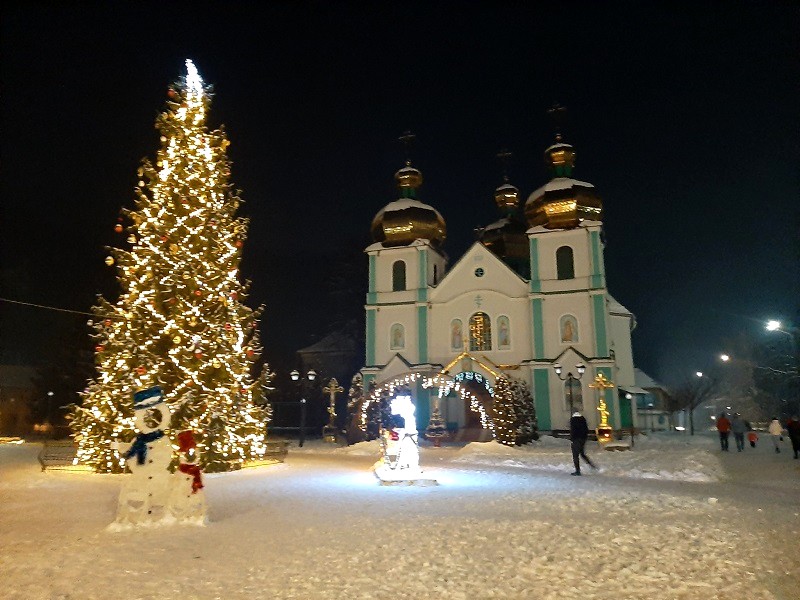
[322,378,343,443]
[290,369,317,447]
[553,362,586,420]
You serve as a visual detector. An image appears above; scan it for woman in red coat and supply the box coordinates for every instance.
[716,413,731,451]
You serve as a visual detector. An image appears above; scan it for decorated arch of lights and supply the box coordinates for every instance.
[361,371,496,436]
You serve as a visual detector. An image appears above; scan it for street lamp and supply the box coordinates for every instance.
[290,369,317,447]
[720,354,730,362]
[553,362,586,419]
[766,320,781,332]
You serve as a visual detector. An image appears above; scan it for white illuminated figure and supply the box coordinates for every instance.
[112,386,175,528]
[376,394,423,481]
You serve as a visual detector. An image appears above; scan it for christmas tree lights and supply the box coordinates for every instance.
[69,60,272,473]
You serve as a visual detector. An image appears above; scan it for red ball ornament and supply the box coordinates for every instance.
[168,88,177,99]
[224,323,231,330]
[136,366,146,375]
[194,290,202,297]
[114,224,123,233]
[235,240,243,248]
[160,236,168,242]
[194,349,202,357]
[246,349,255,358]
[104,319,112,326]
[95,345,104,352]
[230,292,238,300]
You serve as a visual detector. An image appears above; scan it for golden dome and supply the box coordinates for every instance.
[371,164,446,247]
[525,137,602,229]
[494,182,519,213]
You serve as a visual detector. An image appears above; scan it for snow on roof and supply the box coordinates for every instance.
[482,217,511,232]
[607,294,633,317]
[527,177,594,201]
[297,333,358,355]
[634,368,665,390]
[495,183,518,191]
[373,198,443,220]
[545,142,574,152]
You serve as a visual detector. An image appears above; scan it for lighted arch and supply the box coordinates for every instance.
[361,371,495,434]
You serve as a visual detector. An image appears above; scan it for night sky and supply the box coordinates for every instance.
[2,2,798,385]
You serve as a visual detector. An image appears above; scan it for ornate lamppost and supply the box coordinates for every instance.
[553,362,586,419]
[322,378,343,443]
[290,369,317,447]
[589,372,615,444]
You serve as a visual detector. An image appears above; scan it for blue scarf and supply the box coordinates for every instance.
[124,430,165,465]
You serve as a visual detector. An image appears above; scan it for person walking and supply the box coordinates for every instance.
[785,415,800,459]
[716,413,731,451]
[569,411,596,476]
[731,413,747,452]
[767,417,785,453]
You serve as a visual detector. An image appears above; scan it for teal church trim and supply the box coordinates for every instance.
[366,309,376,365]
[590,230,604,289]
[417,305,428,363]
[529,238,541,293]
[592,294,608,356]
[533,368,551,430]
[415,380,430,431]
[367,255,377,304]
[417,249,428,302]
[531,298,545,359]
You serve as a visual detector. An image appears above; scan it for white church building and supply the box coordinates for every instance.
[361,134,647,436]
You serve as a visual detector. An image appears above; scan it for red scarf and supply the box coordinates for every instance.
[178,463,204,493]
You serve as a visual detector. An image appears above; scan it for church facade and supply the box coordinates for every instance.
[361,134,644,436]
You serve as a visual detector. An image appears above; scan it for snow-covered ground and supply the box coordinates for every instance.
[2,432,798,600]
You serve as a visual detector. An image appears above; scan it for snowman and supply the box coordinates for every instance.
[375,394,422,480]
[113,386,175,527]
[169,429,207,525]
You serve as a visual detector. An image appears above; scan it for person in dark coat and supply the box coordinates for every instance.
[569,411,596,476]
[731,413,747,452]
[786,415,800,459]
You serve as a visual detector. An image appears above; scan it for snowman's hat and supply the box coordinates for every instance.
[133,386,164,410]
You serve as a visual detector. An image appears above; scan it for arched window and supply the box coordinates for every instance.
[392,260,406,291]
[556,246,575,280]
[564,378,583,411]
[469,312,492,351]
[390,323,405,350]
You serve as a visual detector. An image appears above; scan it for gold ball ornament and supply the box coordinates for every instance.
[173,336,182,344]
[212,359,221,368]
[127,234,136,244]
[105,256,115,266]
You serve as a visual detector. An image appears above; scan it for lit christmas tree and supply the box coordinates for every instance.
[424,402,448,447]
[69,60,272,473]
[492,375,517,446]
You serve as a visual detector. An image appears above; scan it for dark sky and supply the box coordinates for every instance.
[2,1,798,385]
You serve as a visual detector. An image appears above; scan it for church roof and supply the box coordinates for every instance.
[634,368,667,391]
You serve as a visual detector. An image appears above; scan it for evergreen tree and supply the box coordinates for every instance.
[510,377,538,444]
[69,60,272,473]
[492,375,517,446]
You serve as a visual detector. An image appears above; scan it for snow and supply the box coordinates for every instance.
[2,432,799,599]
[372,198,444,220]
[528,176,595,201]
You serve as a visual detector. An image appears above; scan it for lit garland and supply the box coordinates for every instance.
[69,59,272,473]
[361,372,495,435]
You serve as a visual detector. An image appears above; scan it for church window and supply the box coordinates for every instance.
[390,323,405,350]
[564,378,583,411]
[556,246,575,280]
[469,312,492,351]
[392,260,406,291]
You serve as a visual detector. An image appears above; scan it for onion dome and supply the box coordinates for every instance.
[478,178,529,277]
[525,135,603,229]
[371,163,446,247]
[494,182,520,215]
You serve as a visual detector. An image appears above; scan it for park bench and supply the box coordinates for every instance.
[37,439,89,472]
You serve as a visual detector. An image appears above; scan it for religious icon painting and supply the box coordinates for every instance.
[560,314,578,343]
[390,323,405,350]
[497,315,510,349]
[450,319,463,351]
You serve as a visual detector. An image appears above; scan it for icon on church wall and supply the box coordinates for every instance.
[560,314,578,343]
[497,316,510,349]
[390,323,405,350]
[451,319,463,351]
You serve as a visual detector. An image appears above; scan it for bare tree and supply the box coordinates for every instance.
[670,376,718,435]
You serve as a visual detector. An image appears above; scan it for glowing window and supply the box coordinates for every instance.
[469,312,492,351]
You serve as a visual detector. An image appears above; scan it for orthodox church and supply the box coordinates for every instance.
[361,132,646,436]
